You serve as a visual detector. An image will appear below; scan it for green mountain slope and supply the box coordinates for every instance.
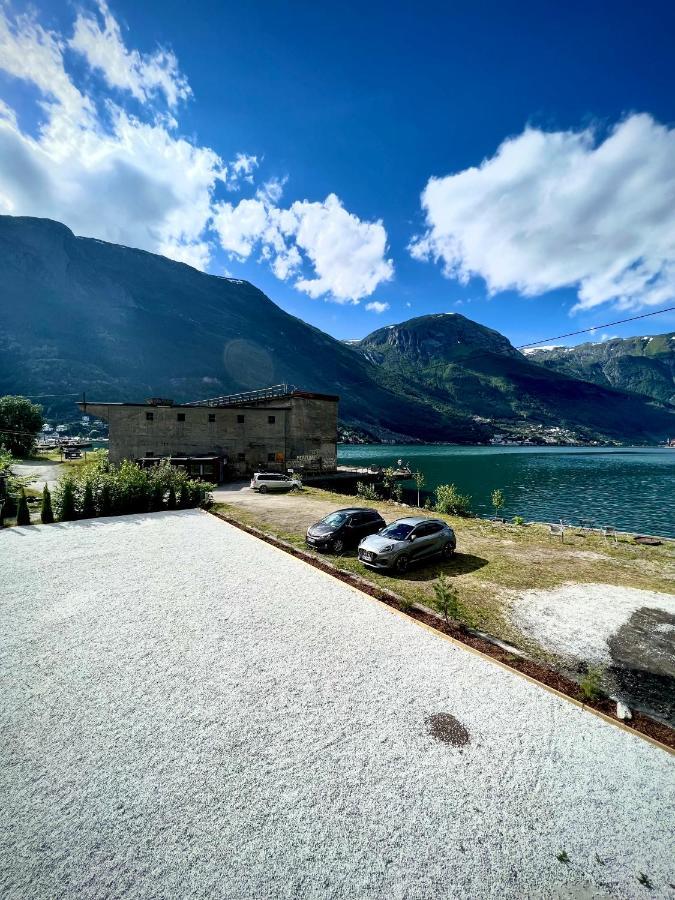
[1,215,673,444]
[352,314,675,442]
[526,335,675,406]
[0,215,479,442]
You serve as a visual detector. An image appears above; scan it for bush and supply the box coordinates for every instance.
[16,489,30,526]
[579,665,604,702]
[356,481,379,501]
[434,483,472,516]
[40,484,54,524]
[432,574,463,627]
[512,515,524,526]
[53,457,210,520]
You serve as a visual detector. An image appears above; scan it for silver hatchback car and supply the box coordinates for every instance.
[358,516,456,574]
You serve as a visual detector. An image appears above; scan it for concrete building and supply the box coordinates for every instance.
[80,385,338,482]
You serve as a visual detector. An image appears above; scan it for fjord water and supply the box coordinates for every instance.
[338,445,675,538]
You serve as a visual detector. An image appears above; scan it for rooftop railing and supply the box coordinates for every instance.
[189,384,297,407]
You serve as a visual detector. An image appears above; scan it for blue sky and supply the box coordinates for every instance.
[1,0,675,345]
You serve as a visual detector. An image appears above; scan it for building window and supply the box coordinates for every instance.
[267,452,276,462]
[268,415,275,424]
[177,413,185,422]
[237,452,245,462]
[146,451,154,457]
[146,411,154,421]
[208,413,216,423]
[237,414,245,424]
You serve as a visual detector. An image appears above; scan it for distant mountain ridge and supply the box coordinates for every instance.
[526,334,675,407]
[350,314,675,442]
[1,214,673,444]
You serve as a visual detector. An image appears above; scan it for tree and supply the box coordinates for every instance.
[16,489,30,526]
[40,484,54,524]
[414,470,425,507]
[0,396,43,458]
[178,483,190,508]
[434,483,472,516]
[167,484,177,510]
[81,481,96,519]
[59,480,76,521]
[433,574,463,628]
[491,488,505,519]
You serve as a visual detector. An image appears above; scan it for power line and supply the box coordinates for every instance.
[517,305,675,349]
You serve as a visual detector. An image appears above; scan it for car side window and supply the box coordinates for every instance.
[426,522,444,534]
[415,522,433,537]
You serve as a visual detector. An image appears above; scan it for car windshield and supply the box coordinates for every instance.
[322,512,348,527]
[380,522,413,540]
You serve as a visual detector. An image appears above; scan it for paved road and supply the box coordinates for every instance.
[2,510,673,899]
[11,460,63,490]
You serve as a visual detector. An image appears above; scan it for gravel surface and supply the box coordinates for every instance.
[511,582,675,665]
[11,460,63,490]
[2,511,674,899]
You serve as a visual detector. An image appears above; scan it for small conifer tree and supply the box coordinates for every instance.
[178,483,190,508]
[59,480,76,521]
[82,481,96,519]
[16,489,30,526]
[99,482,112,517]
[40,484,54,524]
[167,484,177,510]
[149,482,163,512]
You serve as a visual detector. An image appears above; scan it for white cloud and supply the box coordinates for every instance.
[69,1,191,108]
[411,114,675,312]
[365,301,390,314]
[0,3,392,300]
[0,3,224,269]
[213,192,394,303]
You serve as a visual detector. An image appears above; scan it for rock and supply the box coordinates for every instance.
[616,701,632,720]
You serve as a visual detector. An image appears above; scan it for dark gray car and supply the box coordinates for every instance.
[357,516,456,574]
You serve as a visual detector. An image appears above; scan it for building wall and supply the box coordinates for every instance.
[82,395,338,476]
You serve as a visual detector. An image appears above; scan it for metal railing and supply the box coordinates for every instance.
[190,384,296,408]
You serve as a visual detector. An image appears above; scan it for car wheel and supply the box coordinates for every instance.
[333,538,345,554]
[442,542,454,558]
[259,485,267,494]
[395,554,409,574]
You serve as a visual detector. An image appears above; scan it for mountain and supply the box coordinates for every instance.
[525,335,675,407]
[0,215,478,442]
[1,215,673,444]
[351,314,675,442]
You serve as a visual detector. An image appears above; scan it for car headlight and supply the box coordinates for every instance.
[381,544,395,553]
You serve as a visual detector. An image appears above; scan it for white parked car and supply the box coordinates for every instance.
[250,472,302,493]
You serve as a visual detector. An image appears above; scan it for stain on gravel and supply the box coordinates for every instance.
[426,713,470,747]
[609,607,675,726]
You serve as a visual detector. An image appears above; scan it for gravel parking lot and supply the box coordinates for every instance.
[1,510,674,898]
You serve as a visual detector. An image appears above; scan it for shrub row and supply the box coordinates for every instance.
[54,457,212,522]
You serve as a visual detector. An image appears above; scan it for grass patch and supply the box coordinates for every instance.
[211,485,675,672]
